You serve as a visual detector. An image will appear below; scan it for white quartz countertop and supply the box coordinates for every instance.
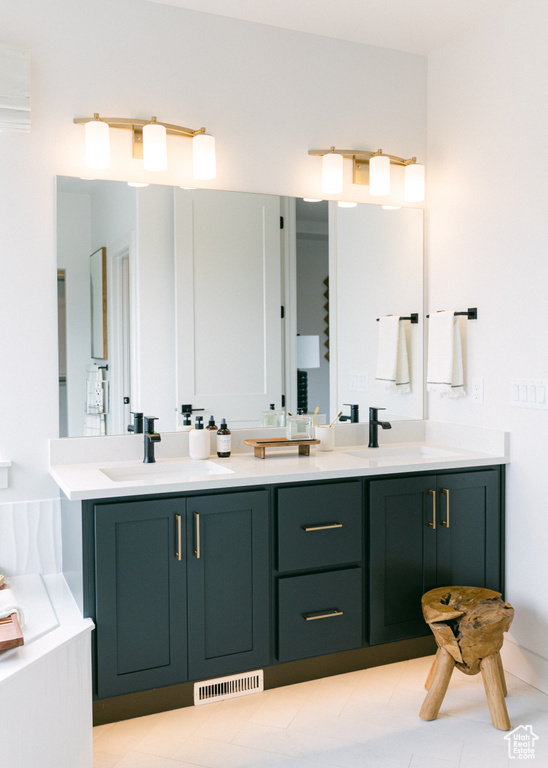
[49,421,509,501]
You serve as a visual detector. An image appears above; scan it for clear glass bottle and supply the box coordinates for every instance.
[260,403,286,427]
[286,414,313,440]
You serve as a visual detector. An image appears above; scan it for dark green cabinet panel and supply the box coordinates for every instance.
[370,476,437,645]
[435,471,500,588]
[278,567,363,662]
[186,490,270,680]
[370,469,502,645]
[276,481,362,572]
[94,497,187,698]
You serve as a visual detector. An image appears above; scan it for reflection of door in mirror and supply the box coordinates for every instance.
[175,190,283,428]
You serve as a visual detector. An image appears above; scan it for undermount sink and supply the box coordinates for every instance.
[100,459,234,483]
[344,445,460,463]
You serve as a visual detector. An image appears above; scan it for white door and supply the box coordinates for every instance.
[175,190,282,428]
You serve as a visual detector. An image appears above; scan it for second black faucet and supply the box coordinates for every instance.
[144,417,161,463]
[368,407,391,448]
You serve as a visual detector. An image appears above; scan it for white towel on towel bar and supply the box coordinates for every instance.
[375,315,410,394]
[426,311,466,397]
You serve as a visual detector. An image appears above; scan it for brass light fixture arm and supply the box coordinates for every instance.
[74,113,206,138]
[308,148,418,167]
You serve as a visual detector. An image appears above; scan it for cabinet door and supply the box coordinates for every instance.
[435,470,501,591]
[94,498,187,698]
[370,476,437,645]
[186,490,270,680]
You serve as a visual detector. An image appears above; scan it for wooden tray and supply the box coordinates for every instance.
[0,580,24,652]
[244,437,320,459]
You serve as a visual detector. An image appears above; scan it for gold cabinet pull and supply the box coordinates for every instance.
[175,514,182,561]
[194,512,200,559]
[302,523,343,532]
[303,609,343,621]
[427,489,436,529]
[441,488,450,528]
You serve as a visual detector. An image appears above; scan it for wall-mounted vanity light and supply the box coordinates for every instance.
[74,113,216,180]
[309,147,424,202]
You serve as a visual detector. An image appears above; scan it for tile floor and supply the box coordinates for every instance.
[93,655,548,767]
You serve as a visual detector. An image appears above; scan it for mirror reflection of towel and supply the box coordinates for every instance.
[426,311,465,397]
[375,316,410,394]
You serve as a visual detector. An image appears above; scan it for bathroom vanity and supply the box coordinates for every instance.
[50,424,507,724]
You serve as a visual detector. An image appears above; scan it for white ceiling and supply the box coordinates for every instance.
[144,0,516,55]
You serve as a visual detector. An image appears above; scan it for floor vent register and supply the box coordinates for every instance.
[193,670,264,705]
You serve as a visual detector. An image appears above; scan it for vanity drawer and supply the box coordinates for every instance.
[277,567,363,662]
[276,481,362,572]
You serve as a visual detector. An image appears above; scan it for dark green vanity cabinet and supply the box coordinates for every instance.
[275,481,364,662]
[88,489,269,699]
[369,468,503,645]
[81,464,504,721]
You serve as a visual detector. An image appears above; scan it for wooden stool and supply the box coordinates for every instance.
[419,586,514,730]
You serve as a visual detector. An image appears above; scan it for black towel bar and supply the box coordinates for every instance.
[376,313,419,324]
[426,308,477,320]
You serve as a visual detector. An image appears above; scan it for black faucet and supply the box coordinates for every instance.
[339,404,359,423]
[127,412,144,434]
[368,407,392,448]
[144,417,161,463]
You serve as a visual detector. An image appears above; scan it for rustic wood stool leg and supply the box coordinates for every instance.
[425,648,441,690]
[494,650,508,696]
[480,654,511,730]
[419,647,455,721]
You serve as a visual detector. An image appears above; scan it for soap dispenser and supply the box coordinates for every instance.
[189,416,210,459]
[177,412,193,432]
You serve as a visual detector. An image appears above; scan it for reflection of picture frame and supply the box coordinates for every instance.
[90,247,107,359]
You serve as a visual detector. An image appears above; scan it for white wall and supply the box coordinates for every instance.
[427,0,548,690]
[0,0,426,504]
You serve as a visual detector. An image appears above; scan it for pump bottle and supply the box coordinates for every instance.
[217,418,231,458]
[189,416,210,459]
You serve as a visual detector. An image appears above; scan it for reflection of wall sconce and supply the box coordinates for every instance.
[74,113,216,179]
[309,147,424,202]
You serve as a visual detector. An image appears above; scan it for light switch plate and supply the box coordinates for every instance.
[510,378,548,409]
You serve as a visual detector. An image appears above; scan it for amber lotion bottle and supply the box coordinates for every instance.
[217,419,231,457]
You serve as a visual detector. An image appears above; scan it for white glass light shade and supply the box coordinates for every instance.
[338,201,357,208]
[85,119,110,169]
[193,132,216,179]
[404,162,425,202]
[143,121,167,171]
[322,152,343,194]
[369,154,390,196]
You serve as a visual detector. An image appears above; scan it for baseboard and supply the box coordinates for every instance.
[93,635,437,725]
[501,635,548,694]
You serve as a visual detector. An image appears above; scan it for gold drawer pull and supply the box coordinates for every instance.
[427,489,436,529]
[302,523,343,532]
[441,488,450,528]
[303,609,343,621]
[175,514,182,561]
